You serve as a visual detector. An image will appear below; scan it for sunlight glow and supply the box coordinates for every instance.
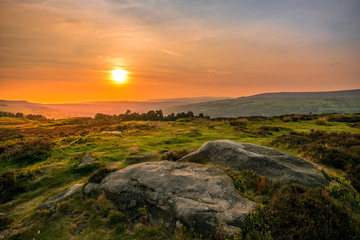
[111,69,128,83]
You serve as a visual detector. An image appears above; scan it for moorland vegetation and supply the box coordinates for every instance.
[0,111,359,239]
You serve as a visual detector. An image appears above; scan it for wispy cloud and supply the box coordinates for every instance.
[160,49,183,57]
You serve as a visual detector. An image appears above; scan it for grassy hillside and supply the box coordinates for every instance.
[2,90,359,119]
[167,89,360,117]
[1,113,359,239]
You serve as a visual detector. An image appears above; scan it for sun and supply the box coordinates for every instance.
[111,69,128,83]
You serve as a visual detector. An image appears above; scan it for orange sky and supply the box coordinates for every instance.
[0,0,359,103]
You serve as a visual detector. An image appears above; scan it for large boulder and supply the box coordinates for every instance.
[37,184,84,212]
[179,140,328,188]
[83,161,257,237]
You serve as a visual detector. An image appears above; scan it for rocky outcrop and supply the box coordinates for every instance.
[83,161,257,237]
[37,184,84,212]
[179,140,328,188]
[79,153,95,167]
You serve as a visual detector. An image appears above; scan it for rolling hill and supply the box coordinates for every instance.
[0,97,231,119]
[165,89,360,117]
[1,89,359,118]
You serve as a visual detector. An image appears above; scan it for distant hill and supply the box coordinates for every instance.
[164,89,360,117]
[0,97,232,119]
[147,97,233,103]
[0,100,68,119]
[1,90,359,118]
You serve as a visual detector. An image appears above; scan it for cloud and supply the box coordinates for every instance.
[0,0,359,101]
[160,49,183,57]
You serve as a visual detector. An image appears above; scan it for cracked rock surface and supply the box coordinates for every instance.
[83,161,257,237]
[179,140,328,188]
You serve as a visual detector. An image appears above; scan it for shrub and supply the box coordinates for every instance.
[0,172,26,203]
[258,126,280,132]
[242,185,360,240]
[227,170,281,203]
[69,152,87,167]
[185,129,202,137]
[272,130,360,191]
[0,172,15,203]
[70,163,101,176]
[34,209,52,217]
[346,164,360,193]
[161,149,190,161]
[315,118,330,125]
[230,119,248,126]
[267,185,359,240]
[241,204,273,240]
[321,169,360,213]
[233,125,250,132]
[0,214,13,231]
[88,168,114,183]
[326,184,360,212]
[0,139,53,165]
[328,115,360,123]
[107,210,125,226]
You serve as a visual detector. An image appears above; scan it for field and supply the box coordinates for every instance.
[1,113,360,239]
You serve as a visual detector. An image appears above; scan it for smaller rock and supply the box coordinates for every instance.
[24,221,33,227]
[102,131,122,135]
[37,184,84,212]
[0,230,10,239]
[83,183,100,198]
[79,153,95,167]
[75,222,87,235]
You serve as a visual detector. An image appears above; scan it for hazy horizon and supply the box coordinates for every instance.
[1,88,359,104]
[1,0,359,103]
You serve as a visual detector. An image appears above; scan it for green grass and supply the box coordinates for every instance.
[0,113,359,239]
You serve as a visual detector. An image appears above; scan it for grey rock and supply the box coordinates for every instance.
[102,131,122,135]
[0,230,10,239]
[75,222,87,235]
[79,153,95,167]
[37,184,84,212]
[84,161,257,237]
[24,221,33,227]
[83,183,100,198]
[179,140,328,188]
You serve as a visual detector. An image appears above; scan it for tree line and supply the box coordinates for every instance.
[0,110,210,122]
[94,110,210,121]
[0,111,48,121]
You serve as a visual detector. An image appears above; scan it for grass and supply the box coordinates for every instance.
[0,113,359,239]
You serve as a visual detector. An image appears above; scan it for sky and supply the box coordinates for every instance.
[0,0,359,103]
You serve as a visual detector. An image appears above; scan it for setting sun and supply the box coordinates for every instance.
[111,69,128,83]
